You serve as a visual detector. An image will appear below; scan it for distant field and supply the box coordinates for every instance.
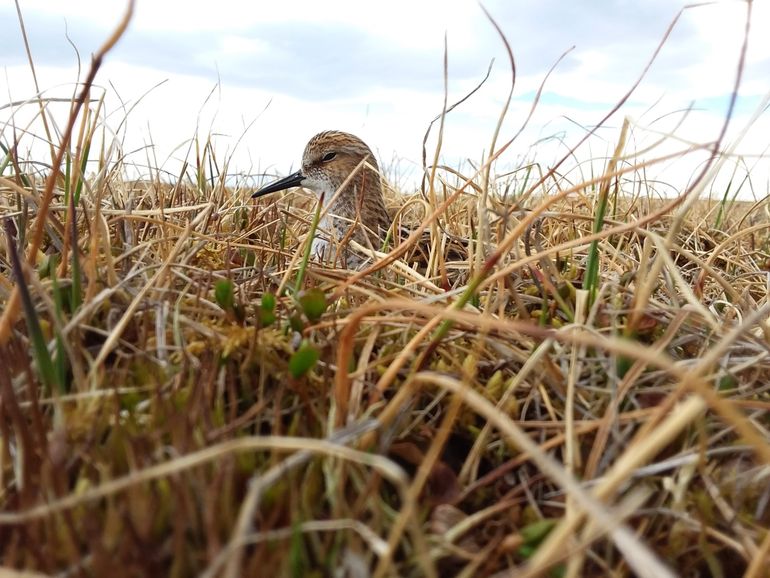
[1,5,770,578]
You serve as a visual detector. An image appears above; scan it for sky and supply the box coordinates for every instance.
[1,0,769,199]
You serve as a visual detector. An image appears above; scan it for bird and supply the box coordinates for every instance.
[252,130,393,268]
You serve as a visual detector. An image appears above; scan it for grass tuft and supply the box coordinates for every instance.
[1,2,769,577]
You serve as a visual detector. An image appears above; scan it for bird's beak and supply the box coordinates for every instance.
[252,170,305,199]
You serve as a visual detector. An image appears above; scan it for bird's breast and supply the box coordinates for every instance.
[310,235,329,260]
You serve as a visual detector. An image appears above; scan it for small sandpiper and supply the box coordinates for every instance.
[253,130,392,267]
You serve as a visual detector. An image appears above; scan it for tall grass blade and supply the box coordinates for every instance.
[584,119,629,304]
[293,192,325,295]
[3,219,59,392]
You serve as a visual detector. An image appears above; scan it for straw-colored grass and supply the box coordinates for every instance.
[1,2,769,577]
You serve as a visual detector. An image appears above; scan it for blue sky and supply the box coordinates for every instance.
[1,0,769,197]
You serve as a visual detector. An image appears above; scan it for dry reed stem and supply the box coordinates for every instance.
[0,431,407,526]
[1,2,768,576]
[88,223,192,377]
[0,0,134,344]
[415,371,683,578]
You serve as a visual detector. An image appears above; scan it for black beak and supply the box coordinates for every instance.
[252,170,305,199]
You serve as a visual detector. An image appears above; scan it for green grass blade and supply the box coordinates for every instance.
[49,261,69,391]
[64,152,72,205]
[292,192,325,296]
[69,191,82,311]
[73,140,91,205]
[3,220,59,392]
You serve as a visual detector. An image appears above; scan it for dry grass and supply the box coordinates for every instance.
[1,3,770,577]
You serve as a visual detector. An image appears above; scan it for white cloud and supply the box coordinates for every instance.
[1,0,768,197]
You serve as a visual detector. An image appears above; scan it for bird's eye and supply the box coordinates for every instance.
[321,152,337,162]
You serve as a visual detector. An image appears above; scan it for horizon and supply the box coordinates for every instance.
[1,1,769,199]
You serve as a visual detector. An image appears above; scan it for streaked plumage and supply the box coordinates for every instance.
[253,131,392,267]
